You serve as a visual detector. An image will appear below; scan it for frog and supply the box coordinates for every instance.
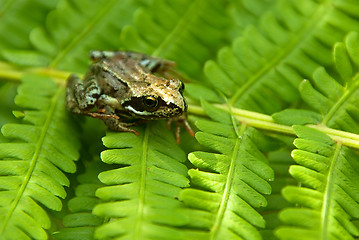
[66,50,194,143]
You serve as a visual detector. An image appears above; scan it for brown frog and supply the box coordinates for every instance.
[66,50,194,143]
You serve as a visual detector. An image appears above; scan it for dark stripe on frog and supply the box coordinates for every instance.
[122,97,182,117]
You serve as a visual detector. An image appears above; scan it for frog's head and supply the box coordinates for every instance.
[122,77,187,119]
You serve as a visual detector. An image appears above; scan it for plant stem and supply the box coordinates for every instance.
[0,61,73,85]
[3,61,359,149]
[0,62,23,81]
[188,104,359,149]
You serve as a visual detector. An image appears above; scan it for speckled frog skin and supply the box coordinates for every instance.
[66,50,192,140]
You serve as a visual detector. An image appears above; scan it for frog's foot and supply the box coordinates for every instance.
[104,118,139,136]
[66,74,100,114]
[167,114,195,144]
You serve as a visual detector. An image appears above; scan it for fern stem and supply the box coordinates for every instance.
[0,61,72,84]
[0,62,23,81]
[188,104,359,149]
[307,125,359,149]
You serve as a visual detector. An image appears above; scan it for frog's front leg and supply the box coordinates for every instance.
[94,101,141,135]
[103,118,140,135]
[66,74,100,114]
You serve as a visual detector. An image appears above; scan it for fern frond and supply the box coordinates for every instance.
[2,0,140,71]
[180,101,281,240]
[92,121,189,239]
[53,160,106,240]
[203,0,359,114]
[0,75,80,239]
[119,0,230,79]
[276,125,359,240]
[273,32,359,134]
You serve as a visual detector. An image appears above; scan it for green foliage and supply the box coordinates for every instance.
[93,122,189,239]
[0,0,58,53]
[53,160,106,240]
[0,75,80,239]
[204,0,359,114]
[180,101,280,239]
[276,126,359,240]
[271,30,359,240]
[119,0,230,80]
[274,32,359,134]
[1,0,139,71]
[1,0,359,240]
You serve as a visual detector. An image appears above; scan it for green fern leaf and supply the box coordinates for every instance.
[276,125,359,240]
[92,121,189,239]
[0,75,80,239]
[2,0,139,71]
[180,101,281,240]
[273,31,359,135]
[272,109,323,125]
[203,0,359,114]
[294,32,359,134]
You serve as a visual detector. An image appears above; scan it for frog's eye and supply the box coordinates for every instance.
[142,96,159,110]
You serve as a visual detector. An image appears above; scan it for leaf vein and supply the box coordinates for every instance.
[152,0,205,57]
[50,0,118,68]
[321,141,342,239]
